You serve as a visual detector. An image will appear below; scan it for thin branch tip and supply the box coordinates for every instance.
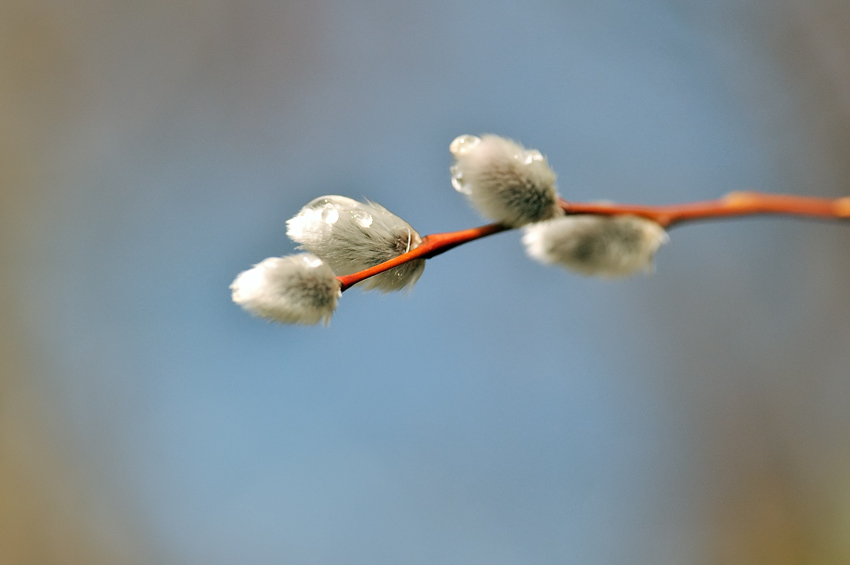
[337,191,849,291]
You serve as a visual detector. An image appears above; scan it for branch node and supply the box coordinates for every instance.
[722,191,759,206]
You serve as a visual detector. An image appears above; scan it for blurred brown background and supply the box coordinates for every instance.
[1,1,849,563]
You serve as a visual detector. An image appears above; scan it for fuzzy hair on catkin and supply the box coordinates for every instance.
[522,215,668,278]
[230,253,341,325]
[449,134,562,227]
[286,195,425,292]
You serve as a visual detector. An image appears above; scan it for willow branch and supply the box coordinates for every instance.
[560,191,850,228]
[337,191,850,292]
[337,222,509,291]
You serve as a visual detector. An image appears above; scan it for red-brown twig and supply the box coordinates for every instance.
[336,222,509,291]
[336,191,850,292]
[560,191,850,228]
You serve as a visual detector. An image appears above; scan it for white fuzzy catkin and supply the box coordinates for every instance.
[230,253,340,325]
[449,134,562,227]
[522,215,668,278]
[286,195,425,292]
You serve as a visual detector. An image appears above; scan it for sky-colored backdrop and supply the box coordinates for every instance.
[2,1,850,563]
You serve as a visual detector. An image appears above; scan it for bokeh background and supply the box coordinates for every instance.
[2,1,850,563]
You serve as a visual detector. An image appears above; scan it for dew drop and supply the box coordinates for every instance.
[321,205,339,224]
[521,150,544,165]
[351,210,373,228]
[449,135,481,156]
[450,164,471,194]
[302,255,324,268]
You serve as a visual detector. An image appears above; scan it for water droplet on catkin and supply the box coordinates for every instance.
[450,164,471,194]
[521,150,544,165]
[321,205,339,224]
[302,255,324,268]
[449,134,481,156]
[351,210,373,228]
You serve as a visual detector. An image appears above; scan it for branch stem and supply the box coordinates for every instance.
[560,191,850,228]
[337,191,850,292]
[336,222,509,291]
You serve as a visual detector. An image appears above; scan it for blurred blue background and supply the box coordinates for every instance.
[2,1,850,563]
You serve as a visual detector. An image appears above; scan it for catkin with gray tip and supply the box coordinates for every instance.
[287,195,425,292]
[231,253,341,325]
[449,134,562,227]
[522,215,668,277]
